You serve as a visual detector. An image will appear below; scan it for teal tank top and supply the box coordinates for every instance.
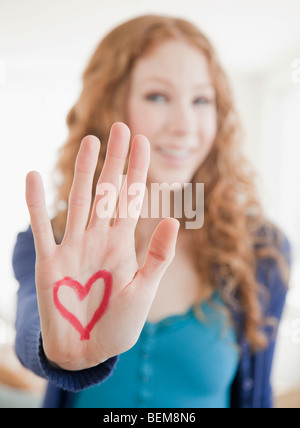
[72,292,239,408]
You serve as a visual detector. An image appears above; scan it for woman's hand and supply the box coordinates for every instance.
[26,122,179,371]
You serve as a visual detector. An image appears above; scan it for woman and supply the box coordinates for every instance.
[12,15,290,408]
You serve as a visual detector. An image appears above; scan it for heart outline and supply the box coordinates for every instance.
[53,270,112,341]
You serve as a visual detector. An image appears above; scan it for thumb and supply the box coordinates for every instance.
[139,218,179,283]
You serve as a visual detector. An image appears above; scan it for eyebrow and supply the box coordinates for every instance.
[140,76,215,90]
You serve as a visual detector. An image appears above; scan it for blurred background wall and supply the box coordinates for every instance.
[0,0,299,407]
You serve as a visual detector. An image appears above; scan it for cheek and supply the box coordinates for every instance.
[198,111,217,149]
[193,114,217,167]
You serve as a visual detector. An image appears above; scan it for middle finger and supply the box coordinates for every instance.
[88,122,131,228]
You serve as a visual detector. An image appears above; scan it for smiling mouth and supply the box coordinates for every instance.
[156,146,193,159]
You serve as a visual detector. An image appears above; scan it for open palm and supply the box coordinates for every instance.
[25,122,179,371]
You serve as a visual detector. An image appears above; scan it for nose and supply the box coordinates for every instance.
[166,99,196,136]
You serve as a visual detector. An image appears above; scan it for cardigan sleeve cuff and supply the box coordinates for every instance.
[37,333,118,392]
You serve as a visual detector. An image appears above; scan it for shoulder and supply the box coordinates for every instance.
[253,221,291,318]
[254,221,291,280]
[12,226,36,281]
[254,221,291,260]
[13,225,35,251]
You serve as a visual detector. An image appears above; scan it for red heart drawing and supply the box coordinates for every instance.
[53,270,112,341]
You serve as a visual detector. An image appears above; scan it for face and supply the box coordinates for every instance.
[126,39,217,185]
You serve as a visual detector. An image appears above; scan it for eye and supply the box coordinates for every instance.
[193,96,211,105]
[145,93,168,103]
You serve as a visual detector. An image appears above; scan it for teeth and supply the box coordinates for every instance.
[160,147,190,158]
